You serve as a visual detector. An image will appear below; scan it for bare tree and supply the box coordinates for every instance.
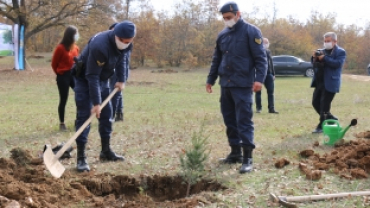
[0,0,110,42]
[124,0,135,19]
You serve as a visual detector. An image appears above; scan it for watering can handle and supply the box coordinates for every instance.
[322,119,340,128]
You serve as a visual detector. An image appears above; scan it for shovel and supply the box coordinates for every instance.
[270,191,370,208]
[44,88,118,178]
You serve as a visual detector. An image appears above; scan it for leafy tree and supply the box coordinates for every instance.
[130,9,158,66]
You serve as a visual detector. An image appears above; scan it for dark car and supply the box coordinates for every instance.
[272,55,314,77]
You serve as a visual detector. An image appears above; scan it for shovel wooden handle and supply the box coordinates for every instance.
[53,87,119,160]
[281,190,370,202]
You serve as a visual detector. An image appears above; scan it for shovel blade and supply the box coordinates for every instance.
[43,146,65,178]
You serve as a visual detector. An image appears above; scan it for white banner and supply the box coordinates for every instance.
[0,23,14,56]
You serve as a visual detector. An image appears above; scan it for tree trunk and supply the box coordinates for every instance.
[186,178,191,197]
[19,0,26,70]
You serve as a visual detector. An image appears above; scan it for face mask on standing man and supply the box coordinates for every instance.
[224,14,238,28]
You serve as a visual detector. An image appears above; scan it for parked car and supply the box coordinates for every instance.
[272,55,314,77]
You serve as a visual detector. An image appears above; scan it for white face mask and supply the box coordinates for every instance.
[224,16,237,28]
[324,42,333,50]
[74,33,79,42]
[115,36,130,50]
[263,43,269,49]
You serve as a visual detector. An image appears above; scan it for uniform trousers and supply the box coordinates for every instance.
[220,87,255,148]
[74,77,113,145]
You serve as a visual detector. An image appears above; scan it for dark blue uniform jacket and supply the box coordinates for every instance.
[207,18,267,87]
[78,30,132,105]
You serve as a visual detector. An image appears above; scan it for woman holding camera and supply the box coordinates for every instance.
[51,25,80,131]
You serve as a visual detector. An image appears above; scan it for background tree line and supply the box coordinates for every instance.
[1,0,370,69]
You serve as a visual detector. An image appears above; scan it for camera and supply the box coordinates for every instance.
[315,49,324,57]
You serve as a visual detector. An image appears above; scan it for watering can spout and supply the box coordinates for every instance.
[339,119,357,138]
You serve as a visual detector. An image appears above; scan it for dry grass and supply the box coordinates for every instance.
[1,55,370,207]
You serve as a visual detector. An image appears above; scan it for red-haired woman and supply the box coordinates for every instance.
[51,25,80,131]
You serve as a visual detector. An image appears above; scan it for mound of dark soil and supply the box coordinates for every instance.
[300,138,370,180]
[0,148,226,208]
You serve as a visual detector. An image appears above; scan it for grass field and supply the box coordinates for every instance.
[0,50,13,56]
[1,55,370,207]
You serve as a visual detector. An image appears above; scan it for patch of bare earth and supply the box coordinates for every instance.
[0,148,226,208]
[343,74,370,82]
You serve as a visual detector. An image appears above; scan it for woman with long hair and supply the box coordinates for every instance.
[51,25,80,131]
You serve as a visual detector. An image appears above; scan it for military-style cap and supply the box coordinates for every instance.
[114,20,136,38]
[219,1,239,14]
[109,22,118,30]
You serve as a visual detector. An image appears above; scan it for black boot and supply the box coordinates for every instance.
[76,144,90,172]
[219,145,243,164]
[115,112,124,122]
[100,138,125,161]
[239,146,253,174]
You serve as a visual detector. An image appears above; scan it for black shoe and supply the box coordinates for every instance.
[59,123,67,131]
[239,158,253,174]
[323,112,338,121]
[43,142,73,159]
[219,155,243,164]
[256,109,261,113]
[100,150,125,161]
[219,145,243,164]
[115,112,124,122]
[312,127,323,134]
[268,109,279,114]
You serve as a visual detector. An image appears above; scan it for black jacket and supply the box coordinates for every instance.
[266,50,275,76]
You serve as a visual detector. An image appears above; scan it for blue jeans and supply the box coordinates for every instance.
[255,74,275,111]
[220,87,254,148]
[109,73,123,114]
[74,77,113,145]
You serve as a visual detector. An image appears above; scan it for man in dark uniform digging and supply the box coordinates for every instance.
[206,2,267,174]
[73,21,135,172]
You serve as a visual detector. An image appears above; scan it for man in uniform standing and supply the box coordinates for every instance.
[206,2,267,174]
[73,21,135,172]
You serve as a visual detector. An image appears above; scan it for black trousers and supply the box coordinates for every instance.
[56,71,74,123]
[255,74,274,110]
[312,85,336,128]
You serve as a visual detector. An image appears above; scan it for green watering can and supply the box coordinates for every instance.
[322,119,357,146]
